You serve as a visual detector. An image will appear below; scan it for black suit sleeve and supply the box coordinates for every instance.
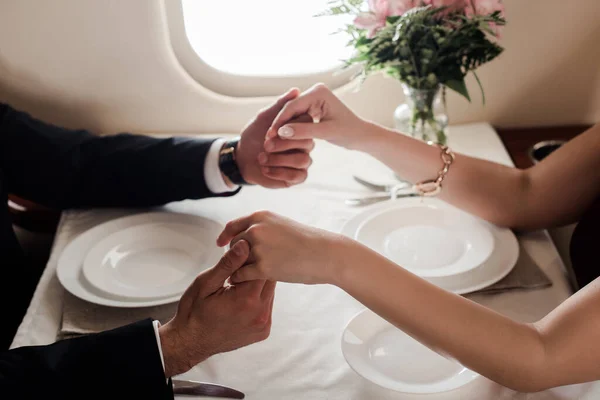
[0,102,236,210]
[0,319,173,400]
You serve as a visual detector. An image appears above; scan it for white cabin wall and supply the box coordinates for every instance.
[0,0,598,135]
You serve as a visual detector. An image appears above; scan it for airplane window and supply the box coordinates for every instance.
[180,0,354,76]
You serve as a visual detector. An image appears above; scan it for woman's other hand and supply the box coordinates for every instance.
[263,83,369,153]
[216,211,350,285]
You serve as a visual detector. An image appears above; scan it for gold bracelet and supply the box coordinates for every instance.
[413,141,455,197]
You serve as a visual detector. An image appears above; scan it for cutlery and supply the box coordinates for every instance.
[353,175,411,192]
[172,379,245,399]
[345,192,419,206]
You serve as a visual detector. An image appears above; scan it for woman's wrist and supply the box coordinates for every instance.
[348,120,399,153]
[327,236,368,288]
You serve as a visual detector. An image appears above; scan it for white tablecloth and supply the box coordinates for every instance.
[12,123,599,399]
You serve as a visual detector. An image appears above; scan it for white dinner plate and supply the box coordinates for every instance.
[57,212,225,308]
[82,222,218,299]
[342,309,479,394]
[341,199,519,294]
[355,203,494,277]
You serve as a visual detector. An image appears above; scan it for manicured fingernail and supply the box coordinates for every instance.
[278,126,294,138]
[258,153,268,164]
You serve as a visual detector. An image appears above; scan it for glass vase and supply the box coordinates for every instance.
[393,84,449,145]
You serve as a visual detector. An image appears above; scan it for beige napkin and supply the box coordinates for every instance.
[468,242,552,295]
[59,293,178,340]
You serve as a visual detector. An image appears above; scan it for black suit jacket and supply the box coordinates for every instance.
[0,103,236,399]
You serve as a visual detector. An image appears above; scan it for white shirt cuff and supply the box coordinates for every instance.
[153,320,166,373]
[204,139,240,193]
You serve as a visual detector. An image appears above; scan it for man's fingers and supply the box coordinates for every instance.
[258,151,312,169]
[261,280,276,301]
[264,138,315,153]
[197,240,250,298]
[235,277,267,298]
[261,167,308,185]
[258,88,301,121]
[230,264,265,284]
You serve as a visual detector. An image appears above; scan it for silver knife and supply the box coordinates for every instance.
[172,379,245,399]
[353,175,411,192]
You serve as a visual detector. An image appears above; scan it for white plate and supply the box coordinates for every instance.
[57,212,225,308]
[355,204,494,277]
[342,309,479,394]
[341,199,519,294]
[82,222,217,299]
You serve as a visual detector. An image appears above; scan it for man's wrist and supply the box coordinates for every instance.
[218,138,250,185]
[159,324,191,378]
[221,171,236,189]
[204,139,239,193]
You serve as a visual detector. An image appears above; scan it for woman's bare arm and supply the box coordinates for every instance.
[265,84,600,230]
[218,210,600,392]
[337,241,600,392]
[359,122,600,230]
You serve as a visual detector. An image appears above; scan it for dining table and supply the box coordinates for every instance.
[11,122,598,399]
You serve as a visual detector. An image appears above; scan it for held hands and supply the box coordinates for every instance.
[216,211,349,286]
[236,88,316,188]
[262,84,368,158]
[158,240,275,378]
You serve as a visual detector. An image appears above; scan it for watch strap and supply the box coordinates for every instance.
[218,139,249,185]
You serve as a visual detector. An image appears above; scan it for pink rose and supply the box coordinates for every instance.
[465,0,504,16]
[354,0,389,38]
[423,0,467,16]
[389,0,418,16]
[465,0,504,37]
[423,0,465,9]
[354,0,417,38]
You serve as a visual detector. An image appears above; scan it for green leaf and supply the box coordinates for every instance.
[472,71,485,105]
[446,79,471,102]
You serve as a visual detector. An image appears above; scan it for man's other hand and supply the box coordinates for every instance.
[158,240,275,377]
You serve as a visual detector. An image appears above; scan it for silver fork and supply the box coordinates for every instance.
[345,192,419,206]
[353,175,411,192]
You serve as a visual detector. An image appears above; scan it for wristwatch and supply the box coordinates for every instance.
[218,138,249,185]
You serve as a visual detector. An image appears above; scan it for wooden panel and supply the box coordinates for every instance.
[495,125,591,169]
[8,195,60,234]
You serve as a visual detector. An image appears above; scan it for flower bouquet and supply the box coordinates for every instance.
[320,0,506,144]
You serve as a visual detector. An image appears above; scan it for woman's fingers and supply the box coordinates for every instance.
[269,84,331,135]
[258,151,312,169]
[269,121,332,142]
[264,138,315,153]
[217,216,255,247]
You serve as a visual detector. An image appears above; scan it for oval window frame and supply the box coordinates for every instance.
[163,0,358,98]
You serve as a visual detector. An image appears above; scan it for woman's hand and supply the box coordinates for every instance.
[216,211,349,285]
[261,84,369,155]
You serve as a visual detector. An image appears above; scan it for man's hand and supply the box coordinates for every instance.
[158,240,275,378]
[236,88,316,188]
